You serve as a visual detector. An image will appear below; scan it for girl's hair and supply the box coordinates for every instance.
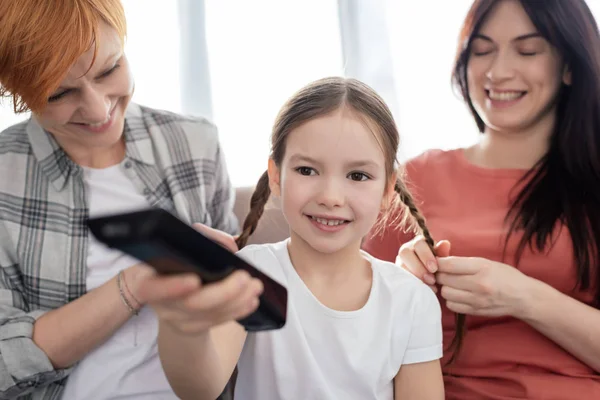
[0,0,127,114]
[449,0,600,363]
[235,77,435,258]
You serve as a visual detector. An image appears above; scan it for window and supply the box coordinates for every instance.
[0,1,182,131]
[4,0,600,185]
[204,0,343,186]
[385,0,477,161]
[386,0,600,161]
[122,0,182,112]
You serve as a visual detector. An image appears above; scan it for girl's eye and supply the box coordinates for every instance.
[348,172,369,181]
[296,166,316,176]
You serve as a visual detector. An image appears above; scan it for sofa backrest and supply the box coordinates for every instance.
[233,186,289,245]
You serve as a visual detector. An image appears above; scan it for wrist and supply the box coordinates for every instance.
[118,269,142,314]
[123,265,149,306]
[514,275,552,322]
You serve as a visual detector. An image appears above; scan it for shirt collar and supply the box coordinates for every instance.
[27,102,156,191]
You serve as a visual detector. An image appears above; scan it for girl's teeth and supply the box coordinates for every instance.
[488,90,523,101]
[312,216,345,226]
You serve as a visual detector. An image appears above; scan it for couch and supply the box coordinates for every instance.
[232,186,289,244]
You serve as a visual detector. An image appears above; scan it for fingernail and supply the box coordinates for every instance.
[427,261,438,273]
[424,274,436,285]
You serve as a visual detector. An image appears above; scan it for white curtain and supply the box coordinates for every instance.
[337,0,398,122]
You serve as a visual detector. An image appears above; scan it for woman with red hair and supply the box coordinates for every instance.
[0,1,237,398]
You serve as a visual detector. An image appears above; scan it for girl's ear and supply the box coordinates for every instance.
[267,158,281,197]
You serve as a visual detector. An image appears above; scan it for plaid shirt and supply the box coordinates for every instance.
[0,103,238,399]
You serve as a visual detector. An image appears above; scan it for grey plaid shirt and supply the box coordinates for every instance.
[0,103,238,399]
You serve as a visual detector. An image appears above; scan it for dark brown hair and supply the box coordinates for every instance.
[449,0,600,363]
[235,77,434,258]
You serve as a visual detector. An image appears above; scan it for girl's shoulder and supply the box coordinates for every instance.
[236,240,290,285]
[366,252,441,317]
[367,253,429,291]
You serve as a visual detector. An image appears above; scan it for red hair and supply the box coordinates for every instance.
[0,0,126,114]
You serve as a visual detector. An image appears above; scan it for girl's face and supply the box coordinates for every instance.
[269,107,391,256]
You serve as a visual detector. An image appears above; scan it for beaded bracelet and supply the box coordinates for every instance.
[121,270,141,308]
[117,270,139,316]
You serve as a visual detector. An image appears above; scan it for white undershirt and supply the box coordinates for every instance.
[61,164,180,400]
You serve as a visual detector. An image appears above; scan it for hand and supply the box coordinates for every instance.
[193,223,239,253]
[436,256,534,318]
[137,269,263,335]
[396,236,451,292]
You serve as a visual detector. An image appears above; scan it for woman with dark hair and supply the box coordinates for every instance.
[364,0,600,398]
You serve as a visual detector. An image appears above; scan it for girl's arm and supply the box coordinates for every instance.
[394,360,444,400]
[139,266,262,400]
[393,281,444,399]
[158,321,247,400]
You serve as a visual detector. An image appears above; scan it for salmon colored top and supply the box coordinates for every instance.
[363,148,599,400]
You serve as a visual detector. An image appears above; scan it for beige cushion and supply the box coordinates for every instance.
[233,186,289,245]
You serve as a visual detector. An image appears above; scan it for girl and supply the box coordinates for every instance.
[140,77,444,399]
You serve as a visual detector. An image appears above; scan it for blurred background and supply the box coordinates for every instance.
[3,0,600,187]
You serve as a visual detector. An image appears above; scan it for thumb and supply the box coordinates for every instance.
[434,240,451,257]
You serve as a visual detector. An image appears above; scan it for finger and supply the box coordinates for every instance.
[180,270,255,312]
[434,240,451,257]
[445,300,476,315]
[230,280,263,320]
[137,273,201,304]
[211,276,263,319]
[440,285,476,305]
[413,239,438,273]
[397,248,435,285]
[436,257,480,275]
[181,276,263,326]
[436,272,478,292]
[193,223,239,253]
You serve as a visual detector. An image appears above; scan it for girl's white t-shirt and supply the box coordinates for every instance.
[235,240,443,400]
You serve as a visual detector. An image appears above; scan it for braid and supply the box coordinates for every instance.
[394,179,434,248]
[394,178,466,365]
[235,171,271,249]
